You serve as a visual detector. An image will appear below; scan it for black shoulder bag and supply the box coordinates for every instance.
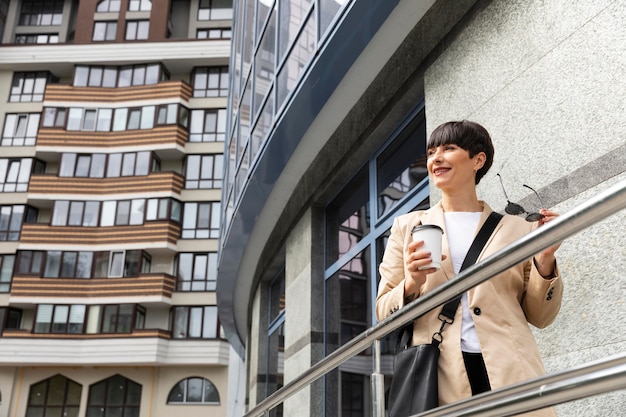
[387,212,502,417]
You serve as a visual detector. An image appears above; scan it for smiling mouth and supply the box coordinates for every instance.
[433,168,450,175]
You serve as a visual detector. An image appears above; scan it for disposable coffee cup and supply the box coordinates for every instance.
[411,225,444,270]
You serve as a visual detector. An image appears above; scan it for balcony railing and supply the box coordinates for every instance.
[243,178,626,417]
[2,328,172,339]
[36,124,188,149]
[29,171,184,196]
[10,273,176,299]
[20,221,181,246]
[44,80,193,103]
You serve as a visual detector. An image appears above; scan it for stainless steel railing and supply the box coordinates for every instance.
[243,178,626,417]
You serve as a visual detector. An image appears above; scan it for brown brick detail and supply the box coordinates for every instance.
[19,222,181,246]
[10,274,176,298]
[29,172,184,196]
[37,124,188,148]
[44,81,193,103]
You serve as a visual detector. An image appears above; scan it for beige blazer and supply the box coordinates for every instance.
[376,202,563,416]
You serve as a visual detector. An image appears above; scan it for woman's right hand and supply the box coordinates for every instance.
[403,240,443,302]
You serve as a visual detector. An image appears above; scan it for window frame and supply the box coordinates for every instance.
[1,113,40,146]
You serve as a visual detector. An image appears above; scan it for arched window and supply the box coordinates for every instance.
[26,374,82,417]
[96,0,121,13]
[87,374,142,417]
[167,377,220,404]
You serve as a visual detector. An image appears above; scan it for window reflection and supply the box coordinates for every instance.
[325,247,370,355]
[276,12,315,109]
[376,114,428,218]
[325,165,369,267]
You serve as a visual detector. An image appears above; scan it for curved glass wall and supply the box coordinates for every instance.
[223,0,350,239]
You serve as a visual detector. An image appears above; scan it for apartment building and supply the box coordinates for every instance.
[0,1,232,416]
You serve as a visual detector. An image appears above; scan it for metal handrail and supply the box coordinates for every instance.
[243,178,626,417]
[417,352,626,417]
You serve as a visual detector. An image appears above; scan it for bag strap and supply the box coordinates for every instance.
[438,211,503,322]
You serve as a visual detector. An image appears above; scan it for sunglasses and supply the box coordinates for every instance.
[496,173,545,222]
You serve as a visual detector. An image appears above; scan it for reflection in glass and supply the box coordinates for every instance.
[276,12,315,109]
[376,113,427,218]
[325,165,369,266]
[254,6,276,119]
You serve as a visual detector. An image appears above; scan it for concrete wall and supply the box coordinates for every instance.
[424,0,626,414]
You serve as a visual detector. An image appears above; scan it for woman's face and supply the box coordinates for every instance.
[426,144,485,192]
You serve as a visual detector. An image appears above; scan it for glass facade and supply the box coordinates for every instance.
[323,107,429,415]
[224,0,350,239]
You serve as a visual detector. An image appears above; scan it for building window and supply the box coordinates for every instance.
[43,251,89,279]
[50,198,179,228]
[182,202,220,239]
[0,205,37,241]
[0,307,22,329]
[26,375,82,417]
[185,154,223,189]
[176,252,217,291]
[59,152,152,177]
[66,107,113,131]
[9,71,51,102]
[2,113,40,146]
[0,255,15,293]
[17,250,151,279]
[46,104,183,131]
[19,1,63,26]
[100,304,144,333]
[73,64,168,88]
[0,158,45,193]
[107,251,150,278]
[52,200,100,227]
[96,0,121,12]
[34,304,86,334]
[15,33,59,44]
[197,28,231,39]
[126,20,149,40]
[101,199,146,226]
[41,107,66,127]
[128,0,152,12]
[156,103,189,127]
[93,21,117,41]
[192,67,229,98]
[171,306,218,339]
[189,109,226,142]
[167,377,220,404]
[87,375,141,417]
[263,268,286,407]
[198,0,232,21]
[146,198,181,222]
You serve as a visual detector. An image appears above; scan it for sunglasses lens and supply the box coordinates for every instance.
[525,212,545,222]
[505,203,525,215]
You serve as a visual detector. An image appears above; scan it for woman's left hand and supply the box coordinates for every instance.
[534,208,561,277]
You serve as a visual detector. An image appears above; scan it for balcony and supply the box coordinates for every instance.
[44,80,193,103]
[0,333,230,366]
[29,171,184,196]
[36,124,188,149]
[19,221,181,247]
[9,274,176,299]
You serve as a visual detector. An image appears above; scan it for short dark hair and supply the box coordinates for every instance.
[427,120,494,184]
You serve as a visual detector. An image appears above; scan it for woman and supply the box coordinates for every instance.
[376,120,563,416]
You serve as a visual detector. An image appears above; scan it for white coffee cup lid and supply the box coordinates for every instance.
[411,224,443,234]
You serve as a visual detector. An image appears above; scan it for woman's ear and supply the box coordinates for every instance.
[474,152,487,170]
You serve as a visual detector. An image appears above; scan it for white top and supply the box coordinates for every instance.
[444,211,483,353]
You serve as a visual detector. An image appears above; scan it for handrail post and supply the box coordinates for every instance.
[371,339,385,417]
